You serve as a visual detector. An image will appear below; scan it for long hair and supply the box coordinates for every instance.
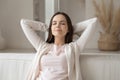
[46,12,73,43]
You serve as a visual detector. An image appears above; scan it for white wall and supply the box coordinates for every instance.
[0,0,33,49]
[60,0,85,24]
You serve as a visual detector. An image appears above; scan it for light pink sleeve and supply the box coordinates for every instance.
[73,17,97,52]
[20,19,48,51]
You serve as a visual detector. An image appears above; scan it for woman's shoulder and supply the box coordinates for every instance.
[67,41,77,47]
[66,42,80,52]
[37,42,53,51]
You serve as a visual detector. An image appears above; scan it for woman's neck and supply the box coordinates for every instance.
[54,37,65,46]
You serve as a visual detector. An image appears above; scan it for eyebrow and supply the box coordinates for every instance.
[52,20,66,23]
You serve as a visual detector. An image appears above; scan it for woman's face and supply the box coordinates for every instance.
[51,14,68,38]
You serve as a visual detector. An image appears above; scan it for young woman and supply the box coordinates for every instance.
[20,12,97,80]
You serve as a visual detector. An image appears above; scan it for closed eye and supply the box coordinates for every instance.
[60,20,67,25]
[52,21,67,25]
[52,22,57,25]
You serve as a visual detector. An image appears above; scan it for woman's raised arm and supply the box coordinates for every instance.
[20,19,48,51]
[73,17,97,52]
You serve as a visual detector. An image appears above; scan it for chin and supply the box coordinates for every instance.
[53,34,64,37]
[52,32,66,37]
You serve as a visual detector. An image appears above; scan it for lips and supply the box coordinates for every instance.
[55,28,62,31]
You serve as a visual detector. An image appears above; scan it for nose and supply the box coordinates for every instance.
[56,23,60,28]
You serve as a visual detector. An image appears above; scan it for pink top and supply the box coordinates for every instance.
[38,44,68,80]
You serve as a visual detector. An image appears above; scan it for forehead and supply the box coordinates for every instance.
[52,14,67,22]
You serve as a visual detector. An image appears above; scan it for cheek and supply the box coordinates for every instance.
[63,27,68,34]
[51,26,55,35]
[51,26,53,30]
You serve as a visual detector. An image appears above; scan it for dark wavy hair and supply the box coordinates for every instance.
[46,12,73,43]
